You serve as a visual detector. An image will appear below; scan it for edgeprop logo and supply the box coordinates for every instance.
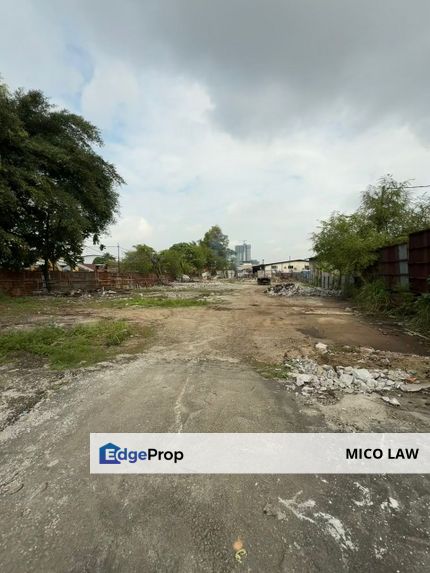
[99,442,184,465]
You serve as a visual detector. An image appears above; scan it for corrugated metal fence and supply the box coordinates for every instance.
[409,229,430,293]
[373,228,430,293]
[374,243,409,289]
[290,270,352,291]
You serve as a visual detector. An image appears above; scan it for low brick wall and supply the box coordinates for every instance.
[0,270,168,296]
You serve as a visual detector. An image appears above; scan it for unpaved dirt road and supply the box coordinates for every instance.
[1,283,430,572]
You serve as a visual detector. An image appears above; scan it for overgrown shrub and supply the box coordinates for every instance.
[409,294,430,334]
[354,280,391,313]
[390,286,416,318]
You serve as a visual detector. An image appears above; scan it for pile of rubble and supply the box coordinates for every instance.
[282,344,430,400]
[266,282,341,298]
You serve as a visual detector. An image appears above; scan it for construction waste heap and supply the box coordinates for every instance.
[281,343,430,405]
[266,282,341,297]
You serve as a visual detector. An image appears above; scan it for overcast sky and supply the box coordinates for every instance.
[1,1,430,262]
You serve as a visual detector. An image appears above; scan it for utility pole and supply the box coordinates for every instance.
[117,243,121,273]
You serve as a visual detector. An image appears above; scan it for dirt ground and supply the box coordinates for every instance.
[1,281,430,572]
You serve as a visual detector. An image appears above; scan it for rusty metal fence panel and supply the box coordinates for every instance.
[409,228,430,293]
[376,243,409,289]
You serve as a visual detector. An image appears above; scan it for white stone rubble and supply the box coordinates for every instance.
[283,356,425,395]
[382,396,400,406]
[266,282,341,297]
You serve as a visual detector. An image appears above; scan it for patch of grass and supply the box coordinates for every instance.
[0,320,148,369]
[0,294,48,313]
[0,293,80,317]
[100,296,208,308]
[253,361,293,380]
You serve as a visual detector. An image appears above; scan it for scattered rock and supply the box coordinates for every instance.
[266,282,341,298]
[281,356,426,396]
[400,381,430,392]
[295,374,312,386]
[382,396,400,407]
[315,342,328,353]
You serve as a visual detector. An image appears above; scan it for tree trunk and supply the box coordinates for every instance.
[42,259,51,292]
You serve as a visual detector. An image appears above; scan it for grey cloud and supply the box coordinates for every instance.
[65,0,430,138]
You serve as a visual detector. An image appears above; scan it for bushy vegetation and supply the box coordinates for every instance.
[353,281,430,335]
[121,225,235,278]
[313,175,430,279]
[354,280,392,313]
[312,175,430,334]
[0,320,145,369]
[409,294,430,333]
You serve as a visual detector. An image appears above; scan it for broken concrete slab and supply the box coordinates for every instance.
[266,282,341,298]
[282,355,427,397]
[382,396,400,406]
[400,381,430,392]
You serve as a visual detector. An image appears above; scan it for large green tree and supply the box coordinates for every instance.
[312,175,430,279]
[121,244,157,275]
[120,228,233,279]
[0,83,123,288]
[359,175,430,238]
[200,225,232,274]
[169,242,207,275]
[312,212,380,278]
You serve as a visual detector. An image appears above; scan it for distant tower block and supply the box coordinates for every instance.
[235,243,252,264]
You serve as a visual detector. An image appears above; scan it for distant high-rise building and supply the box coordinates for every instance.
[235,243,252,264]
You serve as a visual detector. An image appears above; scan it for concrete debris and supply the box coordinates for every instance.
[400,381,430,392]
[263,502,287,521]
[381,396,400,406]
[282,356,427,395]
[266,282,341,297]
[315,342,328,353]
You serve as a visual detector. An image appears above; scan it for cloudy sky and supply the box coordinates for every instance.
[1,1,430,262]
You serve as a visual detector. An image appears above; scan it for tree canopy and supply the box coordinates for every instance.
[312,175,430,278]
[121,244,158,275]
[160,242,207,277]
[0,82,123,286]
[200,225,233,273]
[92,252,117,268]
[120,226,232,278]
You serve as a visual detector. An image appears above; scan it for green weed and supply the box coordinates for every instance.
[0,293,81,317]
[0,320,147,369]
[100,296,208,308]
[253,361,293,380]
[354,280,391,313]
[408,294,430,335]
